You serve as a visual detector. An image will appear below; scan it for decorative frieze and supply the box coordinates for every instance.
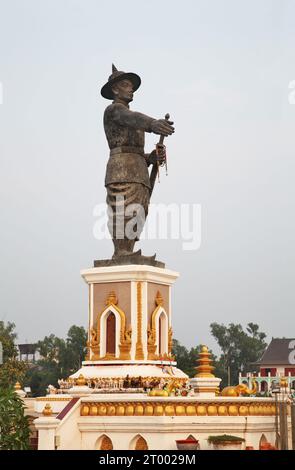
[80,401,276,417]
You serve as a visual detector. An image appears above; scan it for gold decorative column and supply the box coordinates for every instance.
[195,345,215,377]
[85,284,92,360]
[135,281,144,360]
[190,345,221,397]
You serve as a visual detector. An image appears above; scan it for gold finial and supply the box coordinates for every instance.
[106,291,118,306]
[42,403,53,416]
[280,377,288,388]
[194,344,215,378]
[14,381,21,391]
[155,291,163,306]
[76,374,87,386]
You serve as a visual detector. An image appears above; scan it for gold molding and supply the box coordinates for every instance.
[147,326,157,360]
[85,284,92,360]
[155,290,164,306]
[168,326,173,354]
[119,325,132,360]
[135,282,144,360]
[149,291,172,359]
[36,397,71,402]
[89,326,100,360]
[80,400,276,417]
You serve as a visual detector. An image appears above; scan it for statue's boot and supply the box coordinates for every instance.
[112,239,139,258]
[111,239,161,267]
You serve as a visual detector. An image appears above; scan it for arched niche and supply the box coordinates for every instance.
[129,434,148,450]
[259,434,268,449]
[99,304,126,358]
[159,311,168,355]
[96,434,113,450]
[151,305,169,356]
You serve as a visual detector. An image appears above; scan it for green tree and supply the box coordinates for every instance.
[172,339,190,374]
[0,321,28,388]
[25,325,87,396]
[37,334,62,362]
[172,340,218,378]
[210,322,267,386]
[63,325,88,374]
[0,386,30,450]
[0,359,28,389]
[0,321,18,361]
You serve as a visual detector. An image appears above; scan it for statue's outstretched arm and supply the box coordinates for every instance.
[112,104,175,137]
[112,103,155,132]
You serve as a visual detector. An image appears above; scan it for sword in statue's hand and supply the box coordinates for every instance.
[149,113,170,196]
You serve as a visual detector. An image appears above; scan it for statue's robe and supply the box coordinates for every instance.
[103,102,155,254]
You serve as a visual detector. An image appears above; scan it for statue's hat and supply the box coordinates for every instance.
[100,64,141,100]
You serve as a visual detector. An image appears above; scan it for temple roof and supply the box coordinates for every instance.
[256,338,295,366]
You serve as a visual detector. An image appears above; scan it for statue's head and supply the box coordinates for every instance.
[101,64,141,101]
[111,79,134,104]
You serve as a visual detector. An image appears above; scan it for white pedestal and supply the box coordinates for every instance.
[34,417,60,450]
[81,264,179,361]
[67,385,94,397]
[190,377,221,398]
[15,389,26,399]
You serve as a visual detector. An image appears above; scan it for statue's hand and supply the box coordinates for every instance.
[150,119,174,136]
[147,149,166,166]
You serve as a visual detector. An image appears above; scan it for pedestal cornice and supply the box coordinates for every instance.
[81,265,179,285]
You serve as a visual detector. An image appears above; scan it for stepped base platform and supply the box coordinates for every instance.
[70,362,188,381]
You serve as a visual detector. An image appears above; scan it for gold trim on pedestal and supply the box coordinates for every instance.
[147,326,157,360]
[85,283,92,360]
[150,292,162,360]
[119,325,132,360]
[89,326,100,360]
[135,282,144,360]
[168,326,173,355]
[149,290,172,360]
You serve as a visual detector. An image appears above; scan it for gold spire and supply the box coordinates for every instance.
[105,291,118,306]
[14,381,21,391]
[280,377,288,388]
[42,403,53,416]
[155,291,163,306]
[76,374,87,386]
[194,345,215,378]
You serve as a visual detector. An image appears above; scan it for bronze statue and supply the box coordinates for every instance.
[100,65,174,263]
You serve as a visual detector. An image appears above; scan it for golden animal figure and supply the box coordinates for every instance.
[148,378,183,397]
[221,379,257,397]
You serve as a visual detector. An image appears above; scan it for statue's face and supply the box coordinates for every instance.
[112,79,134,103]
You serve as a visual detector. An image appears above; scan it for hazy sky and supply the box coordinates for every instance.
[0,0,294,354]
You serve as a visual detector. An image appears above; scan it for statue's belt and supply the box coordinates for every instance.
[110,146,144,156]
